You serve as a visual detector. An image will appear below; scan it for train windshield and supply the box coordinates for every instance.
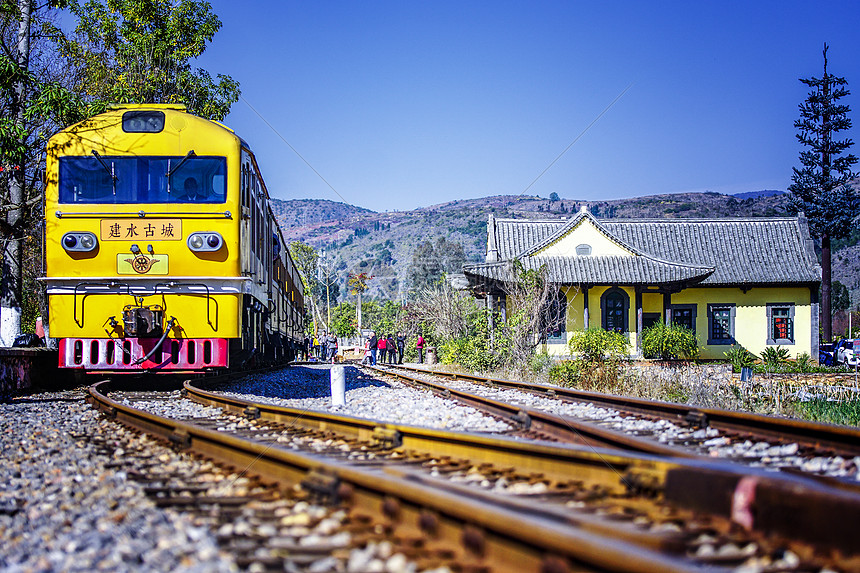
[58,155,227,204]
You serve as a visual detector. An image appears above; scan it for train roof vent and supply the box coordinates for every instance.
[108,103,188,111]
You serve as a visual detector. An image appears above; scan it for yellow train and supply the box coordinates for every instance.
[42,104,304,372]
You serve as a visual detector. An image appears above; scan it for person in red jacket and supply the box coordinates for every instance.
[377,335,387,364]
[416,332,425,364]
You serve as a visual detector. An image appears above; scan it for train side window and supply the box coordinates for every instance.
[242,164,249,208]
[251,203,257,256]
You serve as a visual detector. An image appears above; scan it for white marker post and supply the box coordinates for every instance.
[330,365,345,407]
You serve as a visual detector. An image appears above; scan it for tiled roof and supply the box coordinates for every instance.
[602,218,820,285]
[474,212,820,286]
[464,255,714,286]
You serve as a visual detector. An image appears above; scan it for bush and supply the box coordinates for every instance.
[548,359,587,386]
[723,345,756,373]
[760,346,790,369]
[640,322,699,360]
[529,351,553,375]
[569,328,629,362]
[438,336,500,372]
[552,328,630,391]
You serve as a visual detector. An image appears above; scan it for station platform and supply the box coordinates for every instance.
[0,347,75,399]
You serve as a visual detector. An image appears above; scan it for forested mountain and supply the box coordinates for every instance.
[270,191,859,309]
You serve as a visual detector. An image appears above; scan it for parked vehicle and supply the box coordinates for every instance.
[819,341,837,366]
[836,338,859,367]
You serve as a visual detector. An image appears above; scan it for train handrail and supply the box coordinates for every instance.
[74,281,131,327]
[154,282,216,330]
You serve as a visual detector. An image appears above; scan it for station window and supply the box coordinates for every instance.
[767,303,795,345]
[601,288,629,333]
[707,303,735,345]
[671,304,697,331]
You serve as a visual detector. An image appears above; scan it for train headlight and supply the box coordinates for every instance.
[62,232,98,252]
[187,232,223,252]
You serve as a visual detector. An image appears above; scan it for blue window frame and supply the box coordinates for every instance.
[671,304,697,331]
[707,303,735,345]
[58,155,227,204]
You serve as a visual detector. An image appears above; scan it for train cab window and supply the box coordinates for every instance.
[58,155,227,204]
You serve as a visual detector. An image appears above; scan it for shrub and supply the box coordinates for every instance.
[529,351,553,375]
[793,352,814,373]
[438,334,501,373]
[569,328,629,362]
[640,322,699,360]
[548,358,625,392]
[548,359,587,386]
[723,344,757,372]
[555,328,630,391]
[760,346,790,369]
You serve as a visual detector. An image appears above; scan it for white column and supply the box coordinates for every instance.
[330,365,345,407]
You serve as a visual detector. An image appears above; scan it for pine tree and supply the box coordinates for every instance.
[789,43,859,341]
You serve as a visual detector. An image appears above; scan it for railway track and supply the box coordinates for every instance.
[87,373,860,571]
[369,364,860,482]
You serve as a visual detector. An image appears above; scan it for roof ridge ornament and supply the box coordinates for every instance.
[486,213,499,262]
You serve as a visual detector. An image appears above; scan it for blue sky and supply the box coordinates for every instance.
[195,1,860,213]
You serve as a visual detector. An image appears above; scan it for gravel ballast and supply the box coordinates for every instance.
[0,389,236,573]
[211,364,511,433]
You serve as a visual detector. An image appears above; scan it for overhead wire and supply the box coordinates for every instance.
[520,82,634,196]
[240,94,349,205]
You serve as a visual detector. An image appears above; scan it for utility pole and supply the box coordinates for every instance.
[320,248,331,328]
[1,0,31,346]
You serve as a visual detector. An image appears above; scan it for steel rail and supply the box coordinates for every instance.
[87,380,703,573]
[183,378,860,559]
[184,381,675,495]
[387,364,860,456]
[364,365,697,458]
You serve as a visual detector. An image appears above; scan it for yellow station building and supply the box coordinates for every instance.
[463,208,822,360]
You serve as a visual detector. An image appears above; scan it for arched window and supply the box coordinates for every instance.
[601,288,629,333]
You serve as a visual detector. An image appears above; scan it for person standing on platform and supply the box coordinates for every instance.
[416,332,425,364]
[377,334,387,364]
[386,334,395,364]
[368,332,378,366]
[396,332,406,364]
[326,332,337,362]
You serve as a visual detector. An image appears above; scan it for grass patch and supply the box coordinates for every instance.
[788,399,860,426]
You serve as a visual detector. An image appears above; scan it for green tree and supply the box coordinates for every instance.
[314,266,339,312]
[1,0,72,344]
[361,300,402,337]
[549,192,560,202]
[50,0,240,120]
[569,327,629,362]
[288,241,328,331]
[289,241,319,295]
[1,0,36,344]
[329,302,356,338]
[789,43,859,341]
[348,271,372,331]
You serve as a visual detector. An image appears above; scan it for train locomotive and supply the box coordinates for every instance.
[42,104,304,372]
